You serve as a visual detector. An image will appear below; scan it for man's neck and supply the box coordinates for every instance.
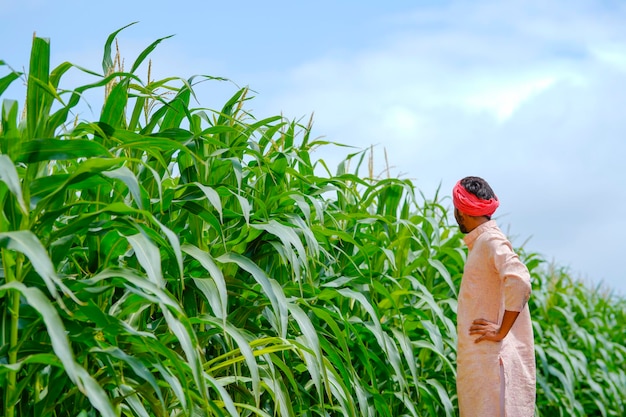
[466,216,490,233]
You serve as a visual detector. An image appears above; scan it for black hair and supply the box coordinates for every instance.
[460,177,497,219]
[459,176,497,201]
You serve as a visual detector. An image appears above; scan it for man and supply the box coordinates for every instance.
[452,176,536,417]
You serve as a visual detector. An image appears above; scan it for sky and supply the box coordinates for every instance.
[2,0,626,296]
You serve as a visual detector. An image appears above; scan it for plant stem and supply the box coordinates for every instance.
[2,249,18,417]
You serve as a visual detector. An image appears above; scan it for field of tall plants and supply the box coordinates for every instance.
[1,27,625,416]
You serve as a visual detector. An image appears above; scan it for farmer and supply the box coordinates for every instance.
[452,176,536,417]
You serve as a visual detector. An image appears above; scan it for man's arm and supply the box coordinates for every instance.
[469,310,521,343]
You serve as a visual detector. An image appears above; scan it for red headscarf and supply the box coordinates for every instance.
[452,181,499,217]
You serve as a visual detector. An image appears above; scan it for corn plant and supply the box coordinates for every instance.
[0,25,624,416]
[529,261,626,417]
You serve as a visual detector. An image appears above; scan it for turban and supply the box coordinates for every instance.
[452,181,499,217]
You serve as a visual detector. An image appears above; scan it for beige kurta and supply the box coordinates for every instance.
[457,220,536,417]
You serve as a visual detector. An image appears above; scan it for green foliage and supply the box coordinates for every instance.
[529,263,626,417]
[0,26,624,416]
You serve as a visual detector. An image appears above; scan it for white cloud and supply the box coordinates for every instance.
[591,45,626,71]
[255,0,626,294]
[382,106,421,138]
[459,76,558,121]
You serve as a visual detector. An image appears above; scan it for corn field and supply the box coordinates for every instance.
[0,27,624,416]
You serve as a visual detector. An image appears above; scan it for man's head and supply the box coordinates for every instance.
[452,176,499,233]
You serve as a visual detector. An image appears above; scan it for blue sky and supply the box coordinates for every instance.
[2,0,626,295]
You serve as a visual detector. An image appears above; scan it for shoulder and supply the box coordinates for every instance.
[474,224,509,246]
[473,225,516,261]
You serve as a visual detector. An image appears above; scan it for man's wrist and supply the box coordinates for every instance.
[495,328,506,340]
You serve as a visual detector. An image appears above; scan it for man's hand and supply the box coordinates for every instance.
[469,318,503,343]
[469,310,521,343]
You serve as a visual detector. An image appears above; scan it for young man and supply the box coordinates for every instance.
[452,176,536,417]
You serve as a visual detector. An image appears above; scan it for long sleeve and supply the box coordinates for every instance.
[493,238,531,312]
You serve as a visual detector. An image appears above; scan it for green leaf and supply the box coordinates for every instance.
[391,327,419,392]
[102,22,137,74]
[287,302,325,398]
[0,353,61,373]
[129,34,174,74]
[251,220,307,279]
[204,373,240,417]
[201,315,261,406]
[0,230,72,300]
[32,158,122,209]
[217,252,288,338]
[118,384,152,417]
[152,217,184,280]
[227,189,251,225]
[185,244,227,320]
[160,85,190,129]
[26,36,51,139]
[15,138,111,163]
[0,70,21,96]
[192,183,223,222]
[101,166,144,210]
[49,61,73,90]
[0,154,28,215]
[0,282,117,417]
[153,363,188,411]
[428,258,457,297]
[179,201,223,235]
[426,378,454,416]
[108,126,196,162]
[160,307,205,397]
[100,78,129,127]
[91,346,164,407]
[1,99,20,144]
[126,232,163,287]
